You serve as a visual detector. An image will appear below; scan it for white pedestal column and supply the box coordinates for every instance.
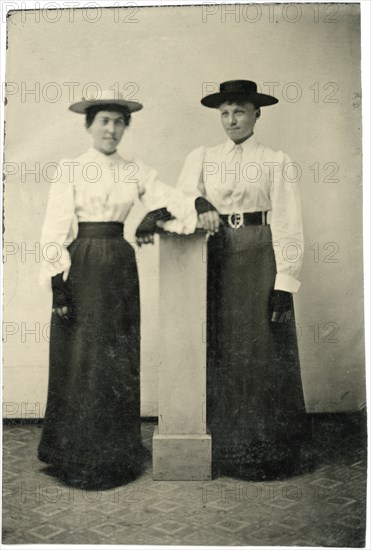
[152,231,211,481]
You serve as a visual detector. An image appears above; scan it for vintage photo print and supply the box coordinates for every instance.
[1,0,369,547]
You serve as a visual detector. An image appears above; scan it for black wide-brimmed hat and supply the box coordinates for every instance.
[201,80,278,108]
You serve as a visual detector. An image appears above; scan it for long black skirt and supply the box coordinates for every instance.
[38,222,147,488]
[207,224,311,480]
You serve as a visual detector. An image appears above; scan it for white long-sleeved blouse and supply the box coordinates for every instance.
[176,135,304,293]
[39,147,198,288]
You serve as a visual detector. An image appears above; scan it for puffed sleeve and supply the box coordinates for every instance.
[176,146,206,198]
[270,152,304,293]
[39,159,76,289]
[136,159,198,234]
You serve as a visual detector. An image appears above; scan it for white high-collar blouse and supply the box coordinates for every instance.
[39,147,198,288]
[176,135,304,293]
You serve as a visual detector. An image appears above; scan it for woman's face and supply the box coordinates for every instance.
[88,110,126,155]
[219,101,259,144]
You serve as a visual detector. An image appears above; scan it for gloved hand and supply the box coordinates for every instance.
[52,273,76,324]
[135,208,173,246]
[195,197,220,235]
[270,290,293,323]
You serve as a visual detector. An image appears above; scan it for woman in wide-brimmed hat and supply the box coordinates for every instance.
[176,80,312,480]
[38,90,197,489]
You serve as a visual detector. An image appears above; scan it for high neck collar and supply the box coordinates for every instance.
[87,147,123,163]
[225,133,258,154]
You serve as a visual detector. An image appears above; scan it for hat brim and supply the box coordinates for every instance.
[201,92,278,108]
[69,99,143,114]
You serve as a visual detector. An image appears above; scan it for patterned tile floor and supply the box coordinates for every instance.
[2,414,367,546]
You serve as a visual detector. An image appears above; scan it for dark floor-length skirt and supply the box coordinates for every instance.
[38,222,147,488]
[207,223,311,480]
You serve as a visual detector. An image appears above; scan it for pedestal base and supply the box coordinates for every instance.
[152,427,212,481]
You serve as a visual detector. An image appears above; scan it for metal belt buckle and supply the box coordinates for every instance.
[227,213,244,229]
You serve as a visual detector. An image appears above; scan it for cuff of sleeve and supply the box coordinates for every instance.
[39,248,71,289]
[274,273,301,293]
[160,210,198,235]
[165,194,199,234]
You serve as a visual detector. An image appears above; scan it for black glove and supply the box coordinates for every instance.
[135,208,173,245]
[195,197,217,214]
[52,273,76,324]
[270,290,293,323]
[195,197,220,235]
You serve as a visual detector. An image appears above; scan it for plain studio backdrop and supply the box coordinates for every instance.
[3,3,364,418]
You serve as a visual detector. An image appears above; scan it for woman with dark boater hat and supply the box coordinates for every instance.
[38,90,197,489]
[177,80,311,480]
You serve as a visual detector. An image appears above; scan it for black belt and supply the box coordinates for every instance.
[220,211,269,229]
[77,222,124,239]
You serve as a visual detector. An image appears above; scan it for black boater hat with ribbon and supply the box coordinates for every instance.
[201,80,278,108]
